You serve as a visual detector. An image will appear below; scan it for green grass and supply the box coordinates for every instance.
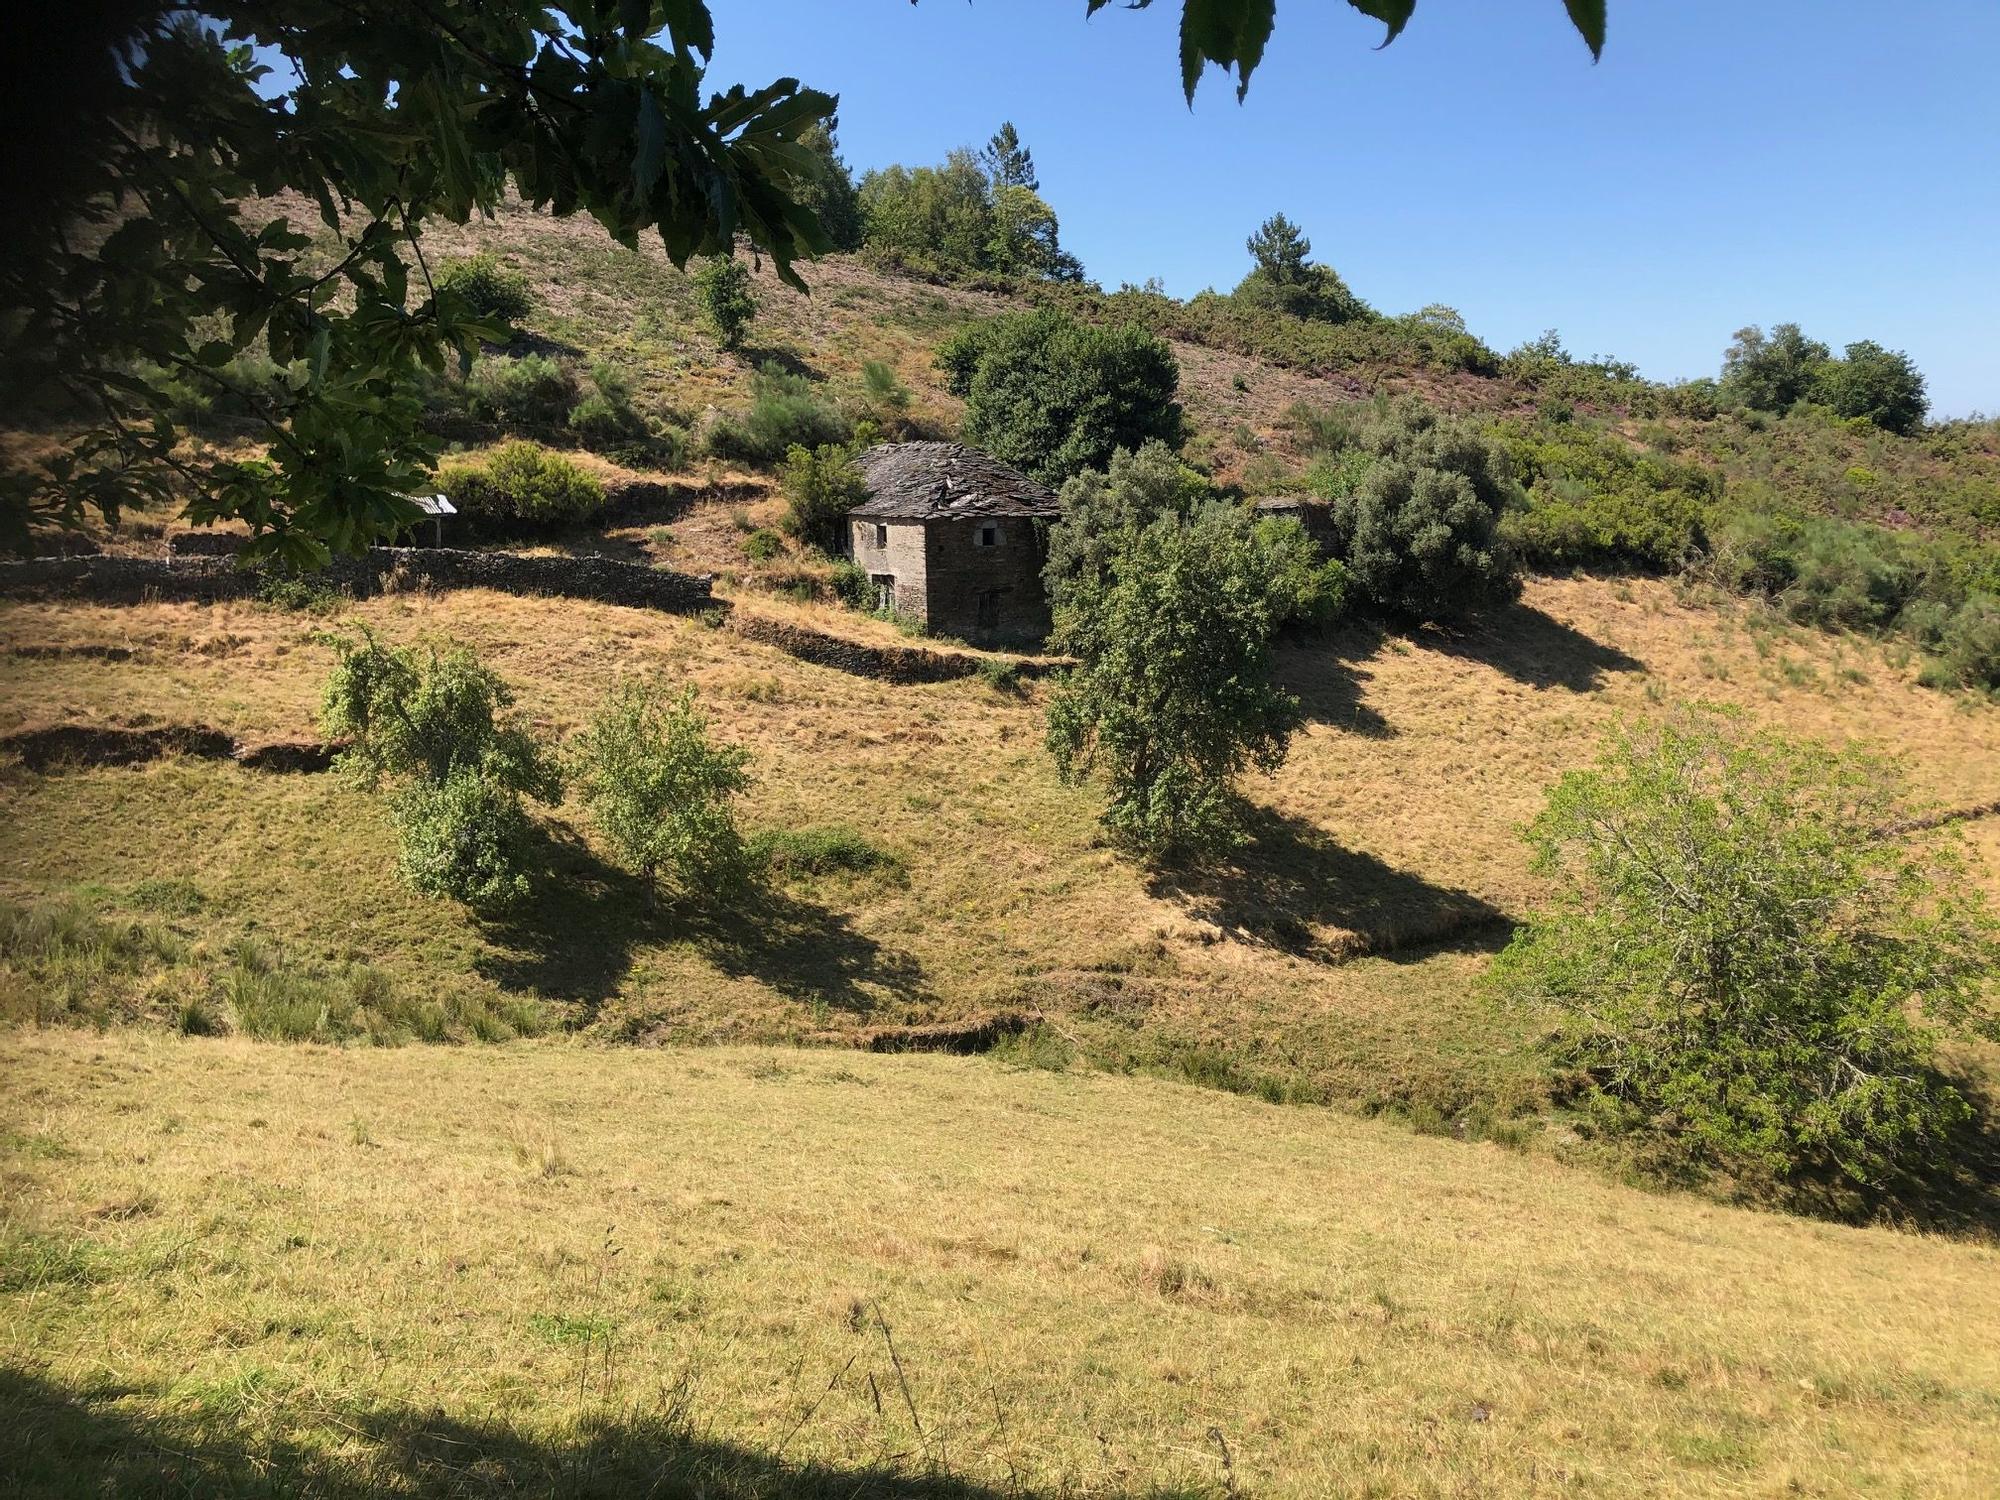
[5,1031,2000,1498]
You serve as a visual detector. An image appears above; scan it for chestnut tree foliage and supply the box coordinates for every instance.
[2,1,837,561]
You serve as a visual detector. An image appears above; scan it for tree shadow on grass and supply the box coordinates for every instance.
[0,1366,1181,1500]
[476,825,931,1016]
[1147,804,1510,958]
[1274,621,1395,739]
[738,344,823,382]
[1412,600,1643,692]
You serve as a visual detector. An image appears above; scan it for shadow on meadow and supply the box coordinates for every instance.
[0,1367,1209,1500]
[1274,623,1396,739]
[475,825,933,1015]
[1414,599,1644,692]
[1148,804,1509,958]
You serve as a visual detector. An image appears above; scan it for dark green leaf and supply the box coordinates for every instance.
[1564,0,1606,58]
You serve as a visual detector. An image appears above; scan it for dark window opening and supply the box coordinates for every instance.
[874,523,889,549]
[976,522,1000,548]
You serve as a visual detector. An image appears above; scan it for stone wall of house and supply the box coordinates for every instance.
[0,549,714,613]
[1258,499,1340,559]
[921,516,1052,646]
[847,518,929,618]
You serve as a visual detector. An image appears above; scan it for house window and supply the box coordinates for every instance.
[976,521,1000,548]
[873,523,889,549]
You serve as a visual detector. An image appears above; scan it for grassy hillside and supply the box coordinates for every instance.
[6,1030,2000,1499]
[5,571,1996,1153]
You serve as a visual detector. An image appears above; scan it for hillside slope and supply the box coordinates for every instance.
[6,1030,2000,1499]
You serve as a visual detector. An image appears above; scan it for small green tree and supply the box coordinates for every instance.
[1046,501,1317,859]
[1816,340,1929,435]
[1234,212,1371,325]
[777,441,869,551]
[1321,402,1520,620]
[321,632,559,912]
[1492,711,1997,1195]
[693,258,758,351]
[1044,441,1215,615]
[571,682,751,893]
[1721,323,1831,413]
[938,310,1185,485]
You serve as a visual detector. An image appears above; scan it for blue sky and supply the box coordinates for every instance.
[707,1,2000,417]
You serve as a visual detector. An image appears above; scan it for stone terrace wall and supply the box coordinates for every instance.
[728,614,1064,684]
[0,549,714,613]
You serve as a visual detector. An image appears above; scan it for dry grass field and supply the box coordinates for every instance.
[5,1029,1999,1499]
[4,567,1996,1133]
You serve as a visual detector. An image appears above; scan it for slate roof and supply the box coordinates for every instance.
[850,442,1060,521]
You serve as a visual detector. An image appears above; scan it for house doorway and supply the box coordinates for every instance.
[977,588,1004,631]
[871,575,896,613]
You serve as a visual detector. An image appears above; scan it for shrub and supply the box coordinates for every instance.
[1721,323,1830,414]
[704,364,852,465]
[748,824,900,880]
[1491,711,1997,1195]
[1496,420,1717,571]
[437,442,607,532]
[742,527,784,562]
[1706,512,1926,632]
[938,309,1185,485]
[856,359,913,433]
[693,257,756,350]
[1319,402,1521,620]
[777,440,868,550]
[571,682,751,893]
[1917,593,2000,692]
[567,363,650,448]
[321,632,559,912]
[465,354,578,427]
[436,253,533,323]
[828,558,870,609]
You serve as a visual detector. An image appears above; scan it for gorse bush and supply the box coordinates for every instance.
[742,527,783,561]
[827,558,871,609]
[1491,712,1997,1197]
[778,439,869,551]
[693,256,756,349]
[321,632,560,912]
[1497,419,1719,570]
[571,682,751,893]
[704,363,852,466]
[465,354,578,427]
[938,309,1185,485]
[436,253,533,323]
[1315,401,1521,620]
[1915,593,2000,692]
[437,442,607,531]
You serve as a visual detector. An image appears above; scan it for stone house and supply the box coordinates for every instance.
[1254,496,1339,557]
[848,442,1061,646]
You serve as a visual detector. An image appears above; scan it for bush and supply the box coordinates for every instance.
[777,440,868,550]
[1706,511,1928,632]
[566,362,650,448]
[464,354,578,427]
[693,257,756,350]
[437,442,608,532]
[856,359,913,433]
[321,632,559,912]
[704,363,852,465]
[571,682,751,892]
[1496,420,1717,571]
[1492,712,1996,1196]
[938,309,1185,485]
[1918,593,2000,692]
[437,253,533,323]
[742,527,784,562]
[1319,402,1521,620]
[828,559,870,609]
